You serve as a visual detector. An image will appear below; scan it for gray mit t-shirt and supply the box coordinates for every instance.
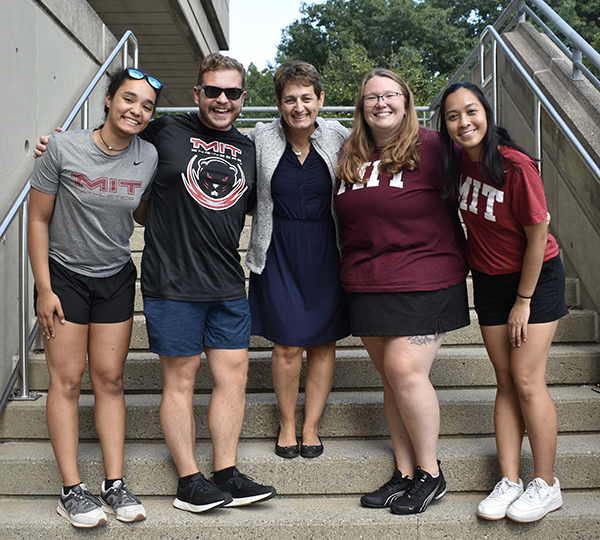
[31,129,158,277]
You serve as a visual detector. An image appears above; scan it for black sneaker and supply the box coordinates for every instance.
[173,472,233,513]
[390,463,447,515]
[361,469,413,508]
[213,468,276,507]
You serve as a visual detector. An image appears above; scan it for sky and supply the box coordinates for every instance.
[222,0,319,70]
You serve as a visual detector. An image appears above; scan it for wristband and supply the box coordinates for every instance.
[516,293,532,299]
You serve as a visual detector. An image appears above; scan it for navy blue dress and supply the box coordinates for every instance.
[249,143,350,346]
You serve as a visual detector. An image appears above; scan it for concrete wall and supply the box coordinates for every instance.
[0,0,119,398]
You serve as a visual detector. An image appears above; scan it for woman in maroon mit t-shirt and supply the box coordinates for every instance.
[334,68,470,515]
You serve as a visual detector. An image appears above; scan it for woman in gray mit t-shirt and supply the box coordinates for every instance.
[28,68,160,529]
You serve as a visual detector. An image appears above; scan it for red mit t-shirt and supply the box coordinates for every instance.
[334,128,469,293]
[459,145,559,275]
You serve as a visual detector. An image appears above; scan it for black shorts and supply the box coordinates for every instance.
[346,281,470,336]
[472,255,569,326]
[34,258,136,325]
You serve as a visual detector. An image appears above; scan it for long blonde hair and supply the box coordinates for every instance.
[336,68,421,184]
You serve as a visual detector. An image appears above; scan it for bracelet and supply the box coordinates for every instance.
[516,293,532,299]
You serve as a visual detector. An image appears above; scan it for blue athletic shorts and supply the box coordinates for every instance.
[143,296,251,356]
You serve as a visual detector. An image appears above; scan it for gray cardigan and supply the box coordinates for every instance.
[246,116,350,274]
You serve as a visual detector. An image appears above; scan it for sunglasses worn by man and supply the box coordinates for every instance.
[198,85,244,100]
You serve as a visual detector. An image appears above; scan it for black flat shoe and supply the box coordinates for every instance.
[300,436,324,458]
[275,428,299,459]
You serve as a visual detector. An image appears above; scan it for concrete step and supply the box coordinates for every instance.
[26,344,600,392]
[2,490,599,540]
[2,386,598,440]
[130,223,582,312]
[1,434,599,496]
[122,306,597,350]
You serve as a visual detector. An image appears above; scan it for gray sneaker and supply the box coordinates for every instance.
[101,479,147,522]
[57,483,107,528]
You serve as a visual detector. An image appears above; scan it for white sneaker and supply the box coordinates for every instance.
[477,477,524,520]
[507,477,562,523]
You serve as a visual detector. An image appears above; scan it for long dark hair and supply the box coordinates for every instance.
[438,82,536,198]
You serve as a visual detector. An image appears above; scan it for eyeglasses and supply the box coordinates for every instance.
[198,85,244,100]
[127,68,163,91]
[363,92,403,106]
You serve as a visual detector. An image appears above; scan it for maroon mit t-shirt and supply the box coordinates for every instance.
[459,145,559,275]
[334,128,468,293]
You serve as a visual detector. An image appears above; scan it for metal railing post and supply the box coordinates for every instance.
[518,0,527,23]
[12,201,41,401]
[572,49,583,81]
[82,99,89,130]
[534,98,542,161]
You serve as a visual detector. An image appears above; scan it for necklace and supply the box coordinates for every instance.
[290,138,310,156]
[98,127,129,152]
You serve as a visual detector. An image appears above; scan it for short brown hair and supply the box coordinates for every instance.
[273,61,323,102]
[197,53,246,87]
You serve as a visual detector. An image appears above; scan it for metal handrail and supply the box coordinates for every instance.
[156,106,434,126]
[430,0,600,111]
[0,31,139,411]
[479,25,600,182]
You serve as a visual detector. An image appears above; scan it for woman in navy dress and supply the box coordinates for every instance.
[247,61,350,458]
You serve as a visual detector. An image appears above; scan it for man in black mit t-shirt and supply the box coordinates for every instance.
[35,54,273,514]
[138,54,274,512]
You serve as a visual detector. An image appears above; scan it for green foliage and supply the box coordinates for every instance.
[428,0,511,37]
[273,0,487,107]
[245,0,600,111]
[321,38,374,108]
[244,63,276,107]
[236,63,277,127]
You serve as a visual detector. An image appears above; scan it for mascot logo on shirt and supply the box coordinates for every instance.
[182,156,247,210]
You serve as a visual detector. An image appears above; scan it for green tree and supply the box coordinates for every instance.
[236,63,276,126]
[277,0,475,78]
[428,0,511,37]
[247,0,599,112]
[243,63,276,107]
[322,37,374,108]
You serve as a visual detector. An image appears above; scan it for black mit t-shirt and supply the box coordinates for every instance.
[140,113,256,302]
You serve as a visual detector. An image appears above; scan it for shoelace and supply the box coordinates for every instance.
[521,479,545,502]
[232,470,254,489]
[490,478,514,497]
[406,471,435,499]
[109,482,139,505]
[381,473,408,492]
[68,485,101,509]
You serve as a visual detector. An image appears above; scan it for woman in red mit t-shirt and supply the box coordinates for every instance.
[439,82,569,524]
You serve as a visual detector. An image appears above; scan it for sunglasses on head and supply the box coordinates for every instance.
[199,85,244,100]
[127,68,163,91]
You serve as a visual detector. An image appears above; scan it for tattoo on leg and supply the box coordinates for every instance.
[407,334,442,346]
